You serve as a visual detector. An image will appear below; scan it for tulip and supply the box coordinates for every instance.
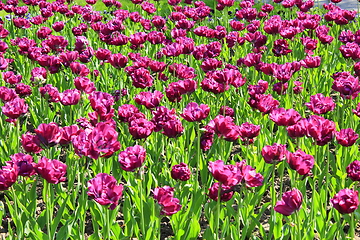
[118,104,140,123]
[181,102,210,122]
[134,91,163,109]
[15,83,32,97]
[306,115,335,146]
[347,161,360,181]
[208,160,242,187]
[208,182,234,202]
[129,118,155,139]
[171,163,191,181]
[152,186,181,215]
[286,150,314,175]
[219,106,235,118]
[305,93,336,114]
[162,119,184,138]
[59,125,80,146]
[335,128,359,147]
[8,153,36,177]
[2,97,28,120]
[237,160,264,188]
[238,122,261,144]
[118,145,146,172]
[0,165,18,191]
[34,122,62,147]
[39,84,60,103]
[269,108,301,126]
[35,157,67,184]
[331,189,359,214]
[21,133,43,153]
[261,143,287,164]
[0,87,18,102]
[87,173,123,210]
[274,188,303,216]
[74,77,96,94]
[60,89,81,106]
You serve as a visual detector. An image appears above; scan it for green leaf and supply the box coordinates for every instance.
[56,219,74,240]
[186,218,200,240]
[51,195,70,237]
[203,227,215,240]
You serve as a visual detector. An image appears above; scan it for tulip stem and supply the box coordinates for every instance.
[44,180,54,240]
[139,168,146,239]
[350,213,355,240]
[195,122,204,185]
[269,164,276,240]
[103,207,111,239]
[11,186,22,239]
[216,183,222,240]
[295,211,301,240]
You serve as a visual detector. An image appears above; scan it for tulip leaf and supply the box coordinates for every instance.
[187,218,200,240]
[51,195,70,238]
[56,219,74,240]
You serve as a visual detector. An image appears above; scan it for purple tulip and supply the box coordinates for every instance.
[35,157,67,184]
[269,108,302,126]
[331,189,359,214]
[274,188,303,216]
[181,102,210,122]
[347,161,360,181]
[335,128,359,147]
[34,122,62,147]
[286,149,314,176]
[208,160,242,187]
[171,163,191,181]
[118,145,146,172]
[152,186,182,216]
[261,143,287,164]
[8,153,36,177]
[60,89,81,106]
[2,97,28,120]
[134,91,163,109]
[305,93,336,115]
[87,173,124,210]
[0,165,18,191]
[208,182,234,202]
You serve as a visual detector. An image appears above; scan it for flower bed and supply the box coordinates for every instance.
[0,0,360,239]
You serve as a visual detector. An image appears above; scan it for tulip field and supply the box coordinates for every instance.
[1,0,360,238]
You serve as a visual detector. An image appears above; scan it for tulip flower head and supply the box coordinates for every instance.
[118,145,146,172]
[87,173,124,210]
[274,188,303,216]
[305,93,336,115]
[261,143,287,164]
[347,161,360,181]
[8,153,36,177]
[286,149,314,176]
[208,182,234,202]
[331,189,359,214]
[181,102,210,122]
[335,128,359,147]
[171,162,191,181]
[0,164,18,191]
[35,157,67,184]
[152,186,181,216]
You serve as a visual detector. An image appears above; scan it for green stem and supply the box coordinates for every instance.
[216,183,222,240]
[139,168,146,239]
[11,187,23,239]
[269,164,277,240]
[104,208,111,239]
[44,180,53,240]
[196,122,205,185]
[295,211,301,240]
[350,213,355,240]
